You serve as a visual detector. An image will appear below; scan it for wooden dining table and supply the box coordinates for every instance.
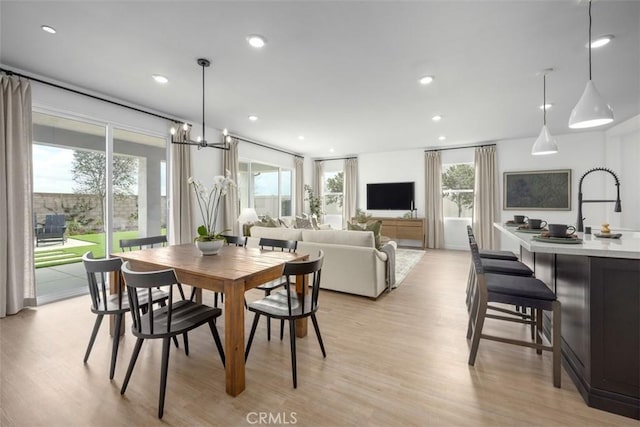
[114,243,308,396]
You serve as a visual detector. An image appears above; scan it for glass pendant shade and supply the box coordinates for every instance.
[531,125,558,155]
[568,80,614,129]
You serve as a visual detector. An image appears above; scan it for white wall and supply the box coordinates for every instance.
[605,115,640,231]
[31,81,168,134]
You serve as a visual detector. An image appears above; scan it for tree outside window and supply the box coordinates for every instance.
[442,163,474,218]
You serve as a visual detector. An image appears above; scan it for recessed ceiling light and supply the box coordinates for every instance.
[298,135,305,140]
[329,148,335,153]
[539,103,553,110]
[438,136,446,141]
[419,75,434,85]
[41,25,56,34]
[152,74,168,84]
[248,115,258,121]
[432,115,442,122]
[590,35,614,48]
[247,35,267,48]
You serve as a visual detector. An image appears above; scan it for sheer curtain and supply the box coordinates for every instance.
[0,75,36,317]
[342,158,358,228]
[313,160,324,218]
[223,138,239,235]
[473,145,498,249]
[425,151,445,249]
[169,127,193,245]
[294,156,304,217]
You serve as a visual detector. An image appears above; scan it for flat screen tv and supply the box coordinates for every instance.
[366,182,415,210]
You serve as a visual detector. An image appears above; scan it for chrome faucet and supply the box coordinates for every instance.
[576,167,622,232]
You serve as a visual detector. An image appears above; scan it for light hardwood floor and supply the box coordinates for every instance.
[1,249,635,426]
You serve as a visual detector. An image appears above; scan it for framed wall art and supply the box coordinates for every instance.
[503,169,571,210]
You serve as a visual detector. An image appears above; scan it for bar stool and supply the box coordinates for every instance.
[466,238,561,388]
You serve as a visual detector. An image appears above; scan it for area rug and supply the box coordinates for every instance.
[394,248,425,287]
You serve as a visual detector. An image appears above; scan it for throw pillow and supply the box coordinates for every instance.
[258,215,279,228]
[348,220,383,249]
[295,216,313,229]
[278,218,290,228]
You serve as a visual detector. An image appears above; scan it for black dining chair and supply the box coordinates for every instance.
[119,261,225,419]
[81,252,170,379]
[466,236,561,388]
[245,250,326,388]
[257,237,298,340]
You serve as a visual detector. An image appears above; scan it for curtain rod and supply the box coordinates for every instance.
[424,143,496,153]
[2,67,305,159]
[1,67,182,124]
[314,156,357,161]
[231,135,303,158]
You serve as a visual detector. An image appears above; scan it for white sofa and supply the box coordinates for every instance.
[247,226,396,299]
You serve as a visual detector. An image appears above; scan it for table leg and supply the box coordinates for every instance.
[224,279,245,396]
[109,271,125,338]
[295,273,308,338]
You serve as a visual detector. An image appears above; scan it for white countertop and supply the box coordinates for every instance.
[494,223,640,259]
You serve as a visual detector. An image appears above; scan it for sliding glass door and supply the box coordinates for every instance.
[32,111,167,304]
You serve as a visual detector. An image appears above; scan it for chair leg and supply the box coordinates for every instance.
[535,308,543,354]
[552,301,562,388]
[530,307,536,341]
[245,314,261,361]
[466,287,479,339]
[183,332,189,356]
[468,299,488,366]
[311,313,326,358]
[289,318,297,388]
[266,291,272,341]
[214,292,219,308]
[84,314,104,363]
[109,313,123,380]
[121,338,144,395]
[465,263,474,310]
[280,319,285,340]
[158,338,171,419]
[172,336,179,349]
[208,320,225,367]
[176,284,186,300]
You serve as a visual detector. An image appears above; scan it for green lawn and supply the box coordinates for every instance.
[34,229,166,268]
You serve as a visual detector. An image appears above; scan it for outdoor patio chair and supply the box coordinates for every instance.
[35,214,66,247]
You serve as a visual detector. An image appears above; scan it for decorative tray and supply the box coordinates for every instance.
[516,227,548,234]
[594,233,622,239]
[532,235,583,244]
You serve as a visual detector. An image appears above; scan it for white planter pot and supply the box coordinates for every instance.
[195,239,224,256]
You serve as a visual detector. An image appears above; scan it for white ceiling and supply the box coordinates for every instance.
[1,1,639,158]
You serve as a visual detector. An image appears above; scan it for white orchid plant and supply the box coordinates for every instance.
[188,172,235,242]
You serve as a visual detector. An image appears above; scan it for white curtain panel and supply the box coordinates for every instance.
[168,137,193,244]
[294,156,304,217]
[313,160,324,217]
[472,145,498,249]
[425,151,445,249]
[222,138,239,235]
[342,158,358,229]
[0,75,36,317]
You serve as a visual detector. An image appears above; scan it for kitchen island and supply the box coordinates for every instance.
[495,224,639,420]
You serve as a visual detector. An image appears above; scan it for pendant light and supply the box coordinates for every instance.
[532,69,558,155]
[170,58,230,150]
[568,0,614,129]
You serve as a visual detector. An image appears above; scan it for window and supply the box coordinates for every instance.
[239,160,293,218]
[442,163,474,218]
[321,160,343,229]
